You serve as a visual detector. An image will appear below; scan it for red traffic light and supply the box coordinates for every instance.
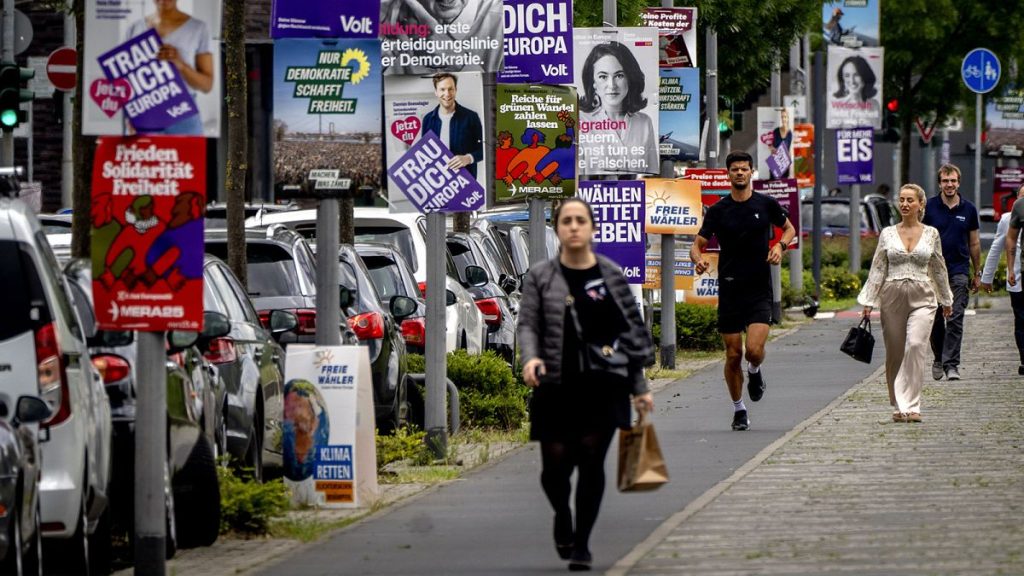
[886,99,899,113]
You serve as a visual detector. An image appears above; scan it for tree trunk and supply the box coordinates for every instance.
[899,76,912,187]
[340,193,354,245]
[452,212,470,233]
[70,0,92,259]
[224,0,248,288]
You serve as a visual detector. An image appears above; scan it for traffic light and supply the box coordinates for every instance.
[879,98,900,142]
[0,61,34,131]
[718,96,734,139]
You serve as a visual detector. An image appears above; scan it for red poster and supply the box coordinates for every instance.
[91,136,206,331]
[793,124,815,190]
[683,168,730,192]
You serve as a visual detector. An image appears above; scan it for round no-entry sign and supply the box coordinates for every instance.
[46,47,77,92]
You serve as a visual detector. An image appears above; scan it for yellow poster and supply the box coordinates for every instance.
[644,178,702,235]
[683,252,719,306]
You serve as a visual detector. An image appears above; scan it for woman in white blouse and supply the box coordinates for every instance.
[858,184,954,422]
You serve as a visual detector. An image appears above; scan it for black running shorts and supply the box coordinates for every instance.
[717,280,773,334]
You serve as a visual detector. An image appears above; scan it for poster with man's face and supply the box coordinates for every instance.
[826,46,884,129]
[757,107,796,181]
[384,72,488,213]
[84,0,222,137]
[379,0,503,75]
[822,0,879,48]
[573,27,660,176]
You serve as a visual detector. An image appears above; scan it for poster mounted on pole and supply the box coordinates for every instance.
[659,68,700,161]
[826,46,884,129]
[640,7,697,68]
[835,127,874,185]
[573,27,660,176]
[387,132,486,213]
[384,72,488,213]
[379,0,503,75]
[753,179,800,250]
[271,0,381,38]
[272,39,382,196]
[495,84,577,202]
[83,0,222,137]
[497,0,573,84]
[994,166,1024,217]
[577,180,645,283]
[822,0,880,48]
[90,136,206,331]
[643,178,701,290]
[792,123,815,190]
[756,107,796,180]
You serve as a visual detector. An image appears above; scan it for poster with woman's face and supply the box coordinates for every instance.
[826,46,884,130]
[573,28,660,176]
[756,106,795,181]
[84,0,222,137]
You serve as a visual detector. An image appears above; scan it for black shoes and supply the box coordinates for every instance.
[732,409,749,431]
[748,370,765,402]
[568,548,592,571]
[554,512,573,560]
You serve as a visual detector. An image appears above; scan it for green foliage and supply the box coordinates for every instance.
[819,266,861,300]
[407,353,425,374]
[674,303,723,351]
[574,0,648,27]
[217,467,289,535]
[447,350,527,429]
[781,270,815,309]
[376,426,431,468]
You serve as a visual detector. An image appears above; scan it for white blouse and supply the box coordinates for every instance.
[857,225,954,308]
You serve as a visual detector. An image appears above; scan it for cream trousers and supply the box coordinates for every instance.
[879,279,937,414]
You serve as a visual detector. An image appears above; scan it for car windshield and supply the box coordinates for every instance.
[354,226,417,273]
[206,242,300,297]
[362,255,410,301]
[801,203,867,230]
[446,239,476,284]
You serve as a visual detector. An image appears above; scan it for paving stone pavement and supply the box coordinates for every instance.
[613,299,1023,575]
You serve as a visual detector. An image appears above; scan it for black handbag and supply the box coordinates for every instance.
[840,317,875,363]
[566,295,630,379]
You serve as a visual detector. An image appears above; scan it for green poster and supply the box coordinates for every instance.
[495,84,578,203]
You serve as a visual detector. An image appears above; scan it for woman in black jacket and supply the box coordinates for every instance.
[518,197,655,571]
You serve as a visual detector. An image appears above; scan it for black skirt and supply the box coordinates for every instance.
[528,370,631,442]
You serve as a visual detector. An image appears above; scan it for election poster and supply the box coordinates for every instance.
[640,7,697,68]
[273,39,382,196]
[578,181,645,284]
[495,84,577,202]
[994,167,1024,217]
[683,251,719,306]
[384,73,488,213]
[380,0,503,75]
[823,0,880,48]
[659,68,700,161]
[683,168,730,193]
[826,46,884,130]
[90,136,205,331]
[644,178,702,235]
[387,132,486,212]
[497,0,573,83]
[793,124,815,190]
[753,179,800,250]
[283,345,377,508]
[835,127,874,185]
[84,0,222,137]
[573,28,660,176]
[643,237,693,291]
[271,0,380,38]
[757,107,796,181]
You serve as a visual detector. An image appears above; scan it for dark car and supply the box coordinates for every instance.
[204,226,357,347]
[62,259,224,552]
[800,194,898,238]
[200,255,297,482]
[446,232,516,365]
[473,215,559,279]
[338,245,417,433]
[0,396,49,574]
[355,243,427,355]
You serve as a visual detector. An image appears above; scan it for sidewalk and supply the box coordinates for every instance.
[613,297,1023,575]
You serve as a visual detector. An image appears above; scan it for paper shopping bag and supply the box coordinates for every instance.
[617,412,669,492]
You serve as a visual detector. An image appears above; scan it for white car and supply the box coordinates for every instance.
[0,192,113,573]
[250,207,486,354]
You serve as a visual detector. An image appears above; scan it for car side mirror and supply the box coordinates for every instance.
[201,311,231,340]
[339,285,355,309]
[13,396,51,426]
[445,289,457,307]
[268,310,298,334]
[389,295,418,320]
[167,330,199,353]
[498,273,519,294]
[465,264,488,287]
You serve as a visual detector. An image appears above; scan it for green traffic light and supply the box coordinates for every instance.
[0,109,16,127]
[718,120,729,133]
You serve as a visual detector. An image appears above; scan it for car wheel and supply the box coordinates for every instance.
[243,420,264,483]
[88,502,112,575]
[25,498,41,576]
[173,436,221,549]
[213,409,228,466]
[1,492,23,576]
[459,331,467,350]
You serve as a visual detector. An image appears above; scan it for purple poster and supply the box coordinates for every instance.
[388,132,485,213]
[578,180,645,284]
[753,179,800,250]
[835,127,874,185]
[271,0,380,38]
[497,0,573,83]
[96,29,198,133]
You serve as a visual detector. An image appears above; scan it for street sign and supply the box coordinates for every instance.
[962,48,1000,94]
[915,117,936,144]
[27,56,53,98]
[46,48,77,92]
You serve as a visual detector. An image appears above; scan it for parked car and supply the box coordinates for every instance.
[800,194,898,237]
[355,243,427,354]
[0,396,50,575]
[204,201,297,229]
[338,245,417,432]
[0,188,114,574]
[473,213,560,278]
[200,254,297,481]
[61,259,224,553]
[204,226,358,347]
[446,232,517,365]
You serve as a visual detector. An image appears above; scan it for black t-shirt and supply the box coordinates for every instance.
[560,263,627,375]
[697,192,788,294]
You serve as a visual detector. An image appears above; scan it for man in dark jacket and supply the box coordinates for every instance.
[421,73,483,179]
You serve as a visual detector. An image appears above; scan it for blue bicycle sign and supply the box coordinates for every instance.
[962,48,1000,94]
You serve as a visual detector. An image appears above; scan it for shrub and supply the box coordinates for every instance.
[376,426,430,468]
[218,467,289,535]
[407,353,425,374]
[820,266,861,300]
[674,303,723,351]
[446,350,527,429]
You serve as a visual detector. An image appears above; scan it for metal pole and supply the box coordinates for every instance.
[134,332,167,576]
[975,93,983,209]
[812,51,825,298]
[424,212,447,457]
[706,29,718,168]
[769,59,783,321]
[2,0,13,167]
[788,39,803,291]
[849,184,861,273]
[924,136,936,197]
[315,198,341,346]
[654,0,676,369]
[528,199,546,267]
[63,10,74,207]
